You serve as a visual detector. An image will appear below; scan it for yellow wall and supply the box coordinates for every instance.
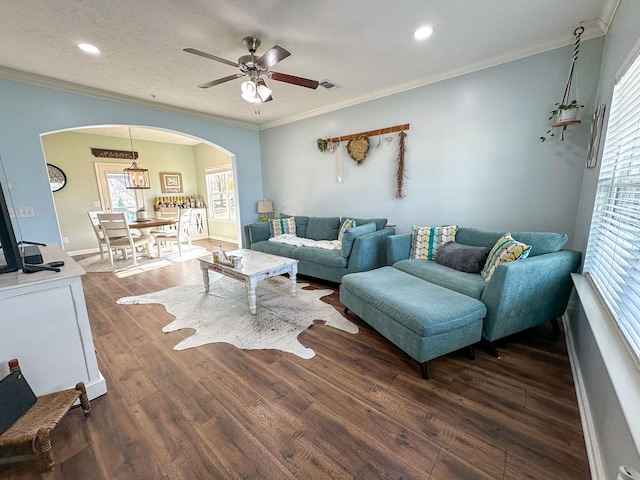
[194,143,238,244]
[41,130,229,253]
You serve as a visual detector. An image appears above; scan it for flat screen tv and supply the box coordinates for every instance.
[0,179,23,274]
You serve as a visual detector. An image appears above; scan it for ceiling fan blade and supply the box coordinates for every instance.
[255,45,291,69]
[183,48,239,67]
[197,73,244,89]
[270,72,319,89]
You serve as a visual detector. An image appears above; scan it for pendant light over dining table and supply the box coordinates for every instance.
[123,127,150,189]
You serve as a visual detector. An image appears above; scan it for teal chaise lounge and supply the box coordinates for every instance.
[340,227,581,378]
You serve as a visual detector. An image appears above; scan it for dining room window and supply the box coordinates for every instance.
[205,166,236,221]
[94,162,144,218]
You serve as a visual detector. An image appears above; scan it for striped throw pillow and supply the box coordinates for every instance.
[270,217,296,236]
[410,225,458,260]
[481,233,531,282]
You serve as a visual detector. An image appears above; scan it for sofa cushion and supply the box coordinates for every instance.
[341,222,377,258]
[481,233,531,282]
[392,259,487,299]
[251,240,297,257]
[291,247,348,268]
[455,227,567,257]
[248,222,271,244]
[410,225,458,260]
[306,217,341,241]
[270,217,296,236]
[347,217,388,231]
[435,242,490,273]
[510,231,567,256]
[338,218,355,242]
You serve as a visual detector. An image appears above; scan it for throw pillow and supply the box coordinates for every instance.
[435,242,491,273]
[270,217,296,237]
[410,225,458,260]
[338,218,355,243]
[481,233,532,282]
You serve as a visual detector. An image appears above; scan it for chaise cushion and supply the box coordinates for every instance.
[393,259,487,299]
[341,267,486,336]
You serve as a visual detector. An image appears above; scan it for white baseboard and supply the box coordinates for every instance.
[208,234,239,246]
[563,315,605,479]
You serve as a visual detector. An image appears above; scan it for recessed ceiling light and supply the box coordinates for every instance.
[414,26,434,41]
[78,43,100,54]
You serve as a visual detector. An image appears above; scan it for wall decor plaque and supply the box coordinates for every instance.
[347,136,370,164]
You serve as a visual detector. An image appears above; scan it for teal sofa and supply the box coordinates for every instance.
[387,228,581,353]
[340,227,581,375]
[245,215,396,283]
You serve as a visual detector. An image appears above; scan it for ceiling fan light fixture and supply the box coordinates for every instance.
[256,83,272,102]
[414,26,434,40]
[241,80,260,103]
[241,79,272,103]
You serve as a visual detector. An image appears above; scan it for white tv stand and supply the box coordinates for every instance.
[0,244,106,400]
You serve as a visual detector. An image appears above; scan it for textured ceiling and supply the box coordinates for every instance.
[0,0,614,130]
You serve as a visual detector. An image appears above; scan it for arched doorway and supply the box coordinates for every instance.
[40,125,240,254]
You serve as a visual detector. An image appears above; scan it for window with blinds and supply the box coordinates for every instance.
[205,166,236,221]
[584,47,640,362]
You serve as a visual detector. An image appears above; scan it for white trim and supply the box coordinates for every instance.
[615,36,640,83]
[208,234,239,246]
[0,67,257,131]
[563,314,606,479]
[572,274,640,454]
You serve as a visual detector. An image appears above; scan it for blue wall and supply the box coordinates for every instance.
[0,79,263,245]
[259,38,604,242]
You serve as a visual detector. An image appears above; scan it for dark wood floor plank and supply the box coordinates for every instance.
[431,448,499,480]
[130,390,230,479]
[196,412,297,479]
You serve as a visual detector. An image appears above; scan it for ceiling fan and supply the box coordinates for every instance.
[184,36,319,104]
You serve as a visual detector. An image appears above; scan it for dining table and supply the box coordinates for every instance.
[128,218,177,236]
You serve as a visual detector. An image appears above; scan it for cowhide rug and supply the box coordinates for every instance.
[117,273,358,359]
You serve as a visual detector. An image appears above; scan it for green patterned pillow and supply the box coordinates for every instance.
[410,225,458,260]
[481,233,531,282]
[270,217,296,236]
[338,218,355,242]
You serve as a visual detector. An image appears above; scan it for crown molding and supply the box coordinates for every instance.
[0,67,258,131]
[260,26,608,130]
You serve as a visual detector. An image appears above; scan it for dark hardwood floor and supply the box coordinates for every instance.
[0,239,590,479]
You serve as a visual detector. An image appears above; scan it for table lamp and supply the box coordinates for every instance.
[257,200,273,222]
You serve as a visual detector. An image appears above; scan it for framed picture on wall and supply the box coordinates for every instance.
[160,172,183,193]
[587,104,606,169]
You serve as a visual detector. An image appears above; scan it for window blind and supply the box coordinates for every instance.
[584,48,640,363]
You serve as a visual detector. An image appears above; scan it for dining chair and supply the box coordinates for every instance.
[151,208,193,257]
[96,212,152,266]
[87,211,109,260]
[150,206,179,236]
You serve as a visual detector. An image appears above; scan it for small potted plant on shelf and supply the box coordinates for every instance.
[136,207,148,221]
[540,100,584,142]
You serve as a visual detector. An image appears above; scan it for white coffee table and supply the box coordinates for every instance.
[198,249,299,315]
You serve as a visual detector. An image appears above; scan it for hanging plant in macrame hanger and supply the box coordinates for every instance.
[540,26,585,142]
